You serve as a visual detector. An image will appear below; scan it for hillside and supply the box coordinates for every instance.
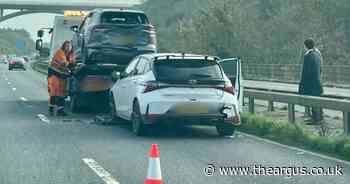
[139,0,350,65]
[0,28,35,56]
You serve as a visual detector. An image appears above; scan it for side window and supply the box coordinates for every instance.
[135,57,149,75]
[125,57,140,76]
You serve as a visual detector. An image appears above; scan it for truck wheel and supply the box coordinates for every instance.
[216,124,235,137]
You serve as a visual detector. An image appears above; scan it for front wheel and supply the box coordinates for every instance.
[131,101,146,136]
[216,124,235,136]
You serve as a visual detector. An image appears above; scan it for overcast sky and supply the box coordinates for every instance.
[0,0,141,42]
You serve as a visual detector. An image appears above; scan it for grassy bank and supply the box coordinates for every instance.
[239,113,350,161]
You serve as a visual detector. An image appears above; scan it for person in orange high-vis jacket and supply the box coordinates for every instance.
[48,41,72,116]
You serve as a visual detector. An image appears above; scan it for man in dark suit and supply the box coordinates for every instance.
[299,38,323,124]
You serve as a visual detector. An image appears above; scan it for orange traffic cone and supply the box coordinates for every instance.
[145,144,164,184]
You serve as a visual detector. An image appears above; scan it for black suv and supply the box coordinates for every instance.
[68,9,157,112]
[72,9,157,70]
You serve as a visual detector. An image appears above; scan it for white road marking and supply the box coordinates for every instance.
[37,114,50,124]
[7,82,11,85]
[238,132,350,165]
[20,97,28,102]
[12,87,16,91]
[82,158,120,184]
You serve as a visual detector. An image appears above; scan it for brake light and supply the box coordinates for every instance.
[219,85,235,95]
[10,61,15,64]
[143,82,162,93]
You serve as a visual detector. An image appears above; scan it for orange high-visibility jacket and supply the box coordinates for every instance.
[48,49,69,97]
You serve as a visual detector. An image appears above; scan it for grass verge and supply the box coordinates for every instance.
[238,113,350,161]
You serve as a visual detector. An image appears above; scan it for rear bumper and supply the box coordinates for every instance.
[142,113,240,126]
[9,64,25,68]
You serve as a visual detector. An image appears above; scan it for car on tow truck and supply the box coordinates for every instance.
[69,9,157,112]
[109,53,242,136]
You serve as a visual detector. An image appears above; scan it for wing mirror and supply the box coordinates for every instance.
[71,25,79,33]
[111,71,121,81]
[35,39,43,51]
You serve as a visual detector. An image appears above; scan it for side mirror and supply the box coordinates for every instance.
[35,39,43,51]
[111,71,121,81]
[120,72,128,79]
[37,30,44,38]
[71,25,79,33]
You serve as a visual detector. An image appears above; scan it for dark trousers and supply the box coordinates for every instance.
[50,96,65,110]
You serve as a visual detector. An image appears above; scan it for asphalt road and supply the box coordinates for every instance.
[0,63,349,184]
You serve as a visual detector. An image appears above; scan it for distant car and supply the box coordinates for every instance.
[0,55,7,64]
[110,53,242,136]
[8,57,26,70]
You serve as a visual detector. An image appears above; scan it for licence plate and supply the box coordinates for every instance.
[113,36,135,45]
[175,103,209,114]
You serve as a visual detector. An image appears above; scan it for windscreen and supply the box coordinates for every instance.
[154,59,223,83]
[101,12,149,25]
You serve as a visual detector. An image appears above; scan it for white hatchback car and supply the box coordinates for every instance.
[110,53,242,136]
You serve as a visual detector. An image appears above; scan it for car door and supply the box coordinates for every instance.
[114,57,140,119]
[219,57,243,112]
[124,57,149,118]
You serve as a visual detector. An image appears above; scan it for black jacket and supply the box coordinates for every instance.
[298,50,323,96]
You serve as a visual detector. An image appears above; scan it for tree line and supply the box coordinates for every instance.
[0,28,35,55]
[140,0,350,65]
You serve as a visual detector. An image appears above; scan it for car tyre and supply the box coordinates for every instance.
[216,124,235,136]
[109,92,117,120]
[132,101,146,136]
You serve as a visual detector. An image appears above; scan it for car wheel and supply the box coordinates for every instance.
[109,92,117,119]
[216,124,235,136]
[131,101,146,136]
[8,67,12,70]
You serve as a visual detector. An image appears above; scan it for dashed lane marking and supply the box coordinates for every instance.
[37,114,50,124]
[83,158,120,184]
[20,97,28,102]
[7,82,11,85]
[12,87,16,91]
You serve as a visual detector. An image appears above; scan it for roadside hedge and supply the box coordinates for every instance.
[239,113,350,161]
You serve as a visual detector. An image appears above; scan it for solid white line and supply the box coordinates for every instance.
[20,97,28,101]
[37,114,50,124]
[82,158,120,184]
[238,132,350,165]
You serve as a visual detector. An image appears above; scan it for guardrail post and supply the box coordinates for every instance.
[268,101,274,111]
[344,111,350,135]
[288,103,295,123]
[249,97,255,113]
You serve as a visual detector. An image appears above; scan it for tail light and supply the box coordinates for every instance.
[218,85,235,95]
[143,81,163,93]
[10,61,15,65]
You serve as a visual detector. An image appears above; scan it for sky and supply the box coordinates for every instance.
[0,0,141,42]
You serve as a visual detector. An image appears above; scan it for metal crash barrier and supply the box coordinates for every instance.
[244,89,350,135]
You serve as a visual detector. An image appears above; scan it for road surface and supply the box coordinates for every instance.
[0,63,349,184]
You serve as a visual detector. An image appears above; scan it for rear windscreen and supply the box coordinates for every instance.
[101,12,149,25]
[154,59,223,82]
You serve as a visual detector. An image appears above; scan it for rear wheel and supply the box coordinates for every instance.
[216,124,235,136]
[131,101,146,136]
